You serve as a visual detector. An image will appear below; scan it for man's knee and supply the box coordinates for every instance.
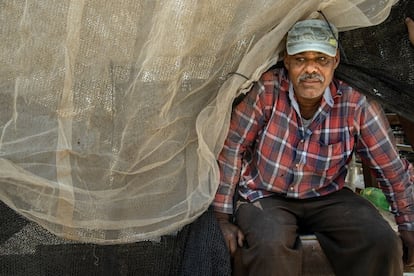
[364,225,402,256]
[377,229,402,254]
[250,235,297,255]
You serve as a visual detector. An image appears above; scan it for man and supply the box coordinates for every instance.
[213,19,414,276]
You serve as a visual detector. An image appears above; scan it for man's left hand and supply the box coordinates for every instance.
[400,230,414,265]
[406,17,414,46]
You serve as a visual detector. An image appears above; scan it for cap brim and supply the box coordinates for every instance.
[287,42,337,57]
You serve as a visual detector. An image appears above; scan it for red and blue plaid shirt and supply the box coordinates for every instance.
[213,67,414,231]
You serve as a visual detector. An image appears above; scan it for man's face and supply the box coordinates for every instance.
[284,51,340,99]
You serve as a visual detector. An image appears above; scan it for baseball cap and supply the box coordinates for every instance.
[286,19,338,57]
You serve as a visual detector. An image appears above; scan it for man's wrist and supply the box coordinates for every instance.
[214,211,231,222]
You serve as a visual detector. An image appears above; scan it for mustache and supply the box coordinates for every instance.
[298,73,324,82]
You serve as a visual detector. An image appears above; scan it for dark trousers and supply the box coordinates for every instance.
[233,188,403,276]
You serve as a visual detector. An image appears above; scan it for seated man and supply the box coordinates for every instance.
[213,19,414,276]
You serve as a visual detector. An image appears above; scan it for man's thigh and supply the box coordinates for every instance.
[303,188,403,275]
[235,197,301,248]
[304,188,393,236]
[234,197,304,275]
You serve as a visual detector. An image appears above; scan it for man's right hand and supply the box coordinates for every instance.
[214,211,245,256]
[406,17,414,46]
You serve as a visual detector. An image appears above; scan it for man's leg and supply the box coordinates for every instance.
[234,197,302,276]
[305,188,403,276]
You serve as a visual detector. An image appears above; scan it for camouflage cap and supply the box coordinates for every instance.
[286,19,338,57]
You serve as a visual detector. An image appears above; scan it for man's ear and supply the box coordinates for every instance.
[283,53,290,70]
[334,50,340,69]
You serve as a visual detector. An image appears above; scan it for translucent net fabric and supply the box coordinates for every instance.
[0,0,398,244]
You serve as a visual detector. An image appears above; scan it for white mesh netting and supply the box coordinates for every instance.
[0,0,397,244]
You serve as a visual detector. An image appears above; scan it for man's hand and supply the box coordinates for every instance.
[406,17,414,46]
[214,211,245,256]
[400,230,414,265]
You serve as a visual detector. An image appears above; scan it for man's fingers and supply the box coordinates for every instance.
[222,230,237,253]
[237,229,245,247]
[406,17,414,28]
[406,17,414,45]
[406,247,414,266]
[216,220,245,255]
[228,238,238,255]
[223,230,244,255]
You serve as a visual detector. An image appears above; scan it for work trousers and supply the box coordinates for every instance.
[233,188,403,276]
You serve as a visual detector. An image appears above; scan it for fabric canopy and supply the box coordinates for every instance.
[0,0,400,244]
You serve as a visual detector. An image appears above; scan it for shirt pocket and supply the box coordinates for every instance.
[304,141,348,178]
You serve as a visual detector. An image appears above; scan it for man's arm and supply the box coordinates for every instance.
[356,99,414,227]
[355,98,414,263]
[212,72,277,255]
[212,84,263,254]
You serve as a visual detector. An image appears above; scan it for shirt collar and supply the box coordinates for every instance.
[288,82,334,111]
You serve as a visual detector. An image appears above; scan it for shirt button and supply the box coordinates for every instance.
[290,187,294,190]
[300,139,304,143]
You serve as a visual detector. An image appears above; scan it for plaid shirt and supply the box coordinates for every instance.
[213,67,414,231]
